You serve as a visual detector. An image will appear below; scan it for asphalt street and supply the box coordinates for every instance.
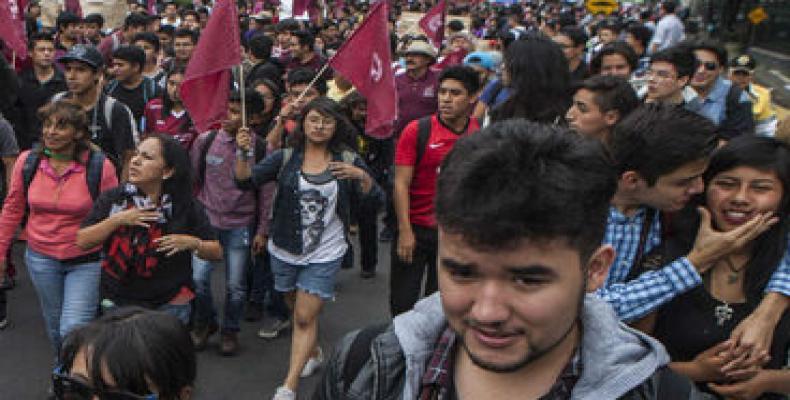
[0,235,395,399]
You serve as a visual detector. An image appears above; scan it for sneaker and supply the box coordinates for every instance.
[220,332,239,356]
[244,301,264,322]
[379,227,394,242]
[300,346,324,377]
[0,316,7,330]
[272,386,296,400]
[258,318,291,339]
[190,322,218,351]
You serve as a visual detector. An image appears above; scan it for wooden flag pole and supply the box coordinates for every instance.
[292,62,331,105]
[239,62,247,128]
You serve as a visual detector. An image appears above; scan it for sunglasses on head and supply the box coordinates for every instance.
[698,60,719,71]
[53,370,158,400]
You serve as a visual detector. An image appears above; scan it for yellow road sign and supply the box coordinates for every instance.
[748,6,768,25]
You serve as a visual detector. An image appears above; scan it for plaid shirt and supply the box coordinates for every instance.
[596,206,790,322]
[419,327,582,400]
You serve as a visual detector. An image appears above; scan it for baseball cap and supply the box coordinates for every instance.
[58,44,104,70]
[464,51,497,72]
[729,54,756,72]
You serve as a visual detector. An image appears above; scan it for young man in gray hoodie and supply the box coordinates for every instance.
[316,120,712,399]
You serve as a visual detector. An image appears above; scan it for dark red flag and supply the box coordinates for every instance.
[253,1,264,13]
[148,0,157,15]
[0,0,27,59]
[419,0,445,48]
[64,0,83,17]
[292,0,313,17]
[180,0,241,132]
[328,1,397,139]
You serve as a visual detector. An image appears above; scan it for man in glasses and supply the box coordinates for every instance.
[687,40,755,139]
[643,46,696,106]
[728,54,777,137]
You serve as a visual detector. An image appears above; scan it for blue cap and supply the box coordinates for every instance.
[463,51,497,71]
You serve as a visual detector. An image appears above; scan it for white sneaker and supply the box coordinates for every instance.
[272,386,296,400]
[300,346,324,377]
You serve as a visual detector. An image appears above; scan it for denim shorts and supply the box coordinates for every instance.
[270,255,342,300]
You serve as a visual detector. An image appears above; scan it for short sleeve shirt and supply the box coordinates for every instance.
[395,115,479,227]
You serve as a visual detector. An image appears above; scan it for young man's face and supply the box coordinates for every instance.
[112,58,140,83]
[165,4,178,18]
[61,23,80,40]
[646,61,687,102]
[286,83,319,115]
[438,78,474,122]
[439,230,612,373]
[133,40,157,65]
[166,73,183,102]
[31,40,56,68]
[157,32,173,50]
[404,53,432,73]
[553,34,582,63]
[598,28,617,44]
[83,23,101,39]
[728,69,752,90]
[173,36,195,62]
[64,61,98,95]
[566,88,617,140]
[599,53,632,78]
[222,101,243,135]
[183,15,200,30]
[691,49,722,91]
[624,33,643,55]
[636,158,709,212]
[289,36,307,59]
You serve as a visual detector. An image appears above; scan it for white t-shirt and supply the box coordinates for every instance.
[651,14,685,52]
[268,172,348,265]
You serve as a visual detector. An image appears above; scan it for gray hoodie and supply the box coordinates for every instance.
[316,293,711,400]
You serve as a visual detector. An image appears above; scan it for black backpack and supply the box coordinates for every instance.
[21,150,105,226]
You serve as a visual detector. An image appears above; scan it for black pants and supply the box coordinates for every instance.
[357,197,379,273]
[389,224,438,316]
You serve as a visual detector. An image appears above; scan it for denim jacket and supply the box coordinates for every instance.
[236,147,382,255]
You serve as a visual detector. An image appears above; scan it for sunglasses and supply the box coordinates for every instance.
[698,61,719,71]
[53,370,158,400]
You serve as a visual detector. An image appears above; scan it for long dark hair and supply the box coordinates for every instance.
[490,33,572,124]
[60,307,196,399]
[145,133,194,212]
[704,136,790,303]
[288,97,356,152]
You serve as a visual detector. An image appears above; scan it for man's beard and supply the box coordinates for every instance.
[460,278,586,373]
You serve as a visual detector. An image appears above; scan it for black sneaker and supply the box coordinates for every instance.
[244,301,264,322]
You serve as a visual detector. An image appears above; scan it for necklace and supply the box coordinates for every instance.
[723,257,745,285]
[714,302,734,326]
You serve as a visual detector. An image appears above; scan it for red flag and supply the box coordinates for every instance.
[419,0,445,48]
[292,0,313,17]
[0,0,27,59]
[180,0,241,132]
[64,0,83,17]
[329,1,397,139]
[253,1,264,14]
[148,0,157,15]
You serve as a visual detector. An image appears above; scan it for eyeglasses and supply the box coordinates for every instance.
[646,69,677,80]
[698,60,719,71]
[53,369,158,400]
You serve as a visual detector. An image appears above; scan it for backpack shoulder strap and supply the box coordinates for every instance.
[414,116,433,167]
[341,323,389,394]
[277,148,294,180]
[21,151,43,226]
[253,135,267,163]
[103,96,117,132]
[85,151,105,201]
[197,130,219,186]
[105,80,119,96]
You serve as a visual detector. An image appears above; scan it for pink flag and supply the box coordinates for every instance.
[180,0,241,132]
[419,0,446,48]
[328,1,397,138]
[64,0,83,17]
[0,0,27,59]
[253,1,264,14]
[148,0,157,15]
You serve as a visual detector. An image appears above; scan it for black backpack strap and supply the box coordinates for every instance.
[342,323,389,393]
[85,151,105,201]
[197,130,219,186]
[414,116,432,167]
[655,366,693,399]
[21,151,42,227]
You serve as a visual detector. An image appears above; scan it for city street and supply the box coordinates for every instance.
[0,237,394,399]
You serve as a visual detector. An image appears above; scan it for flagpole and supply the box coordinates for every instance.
[11,51,15,68]
[293,63,331,104]
[239,62,247,128]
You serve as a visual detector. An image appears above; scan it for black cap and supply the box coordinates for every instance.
[729,54,756,71]
[58,44,104,70]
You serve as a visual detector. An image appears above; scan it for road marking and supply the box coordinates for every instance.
[769,69,790,84]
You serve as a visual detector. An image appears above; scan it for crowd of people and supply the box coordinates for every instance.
[0,0,788,399]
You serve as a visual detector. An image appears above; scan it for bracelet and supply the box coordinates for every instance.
[193,239,202,254]
[235,148,254,160]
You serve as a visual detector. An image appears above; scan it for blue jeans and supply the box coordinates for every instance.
[101,302,191,326]
[193,226,252,333]
[25,248,101,356]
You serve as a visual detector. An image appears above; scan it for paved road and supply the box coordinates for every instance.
[0,234,395,399]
